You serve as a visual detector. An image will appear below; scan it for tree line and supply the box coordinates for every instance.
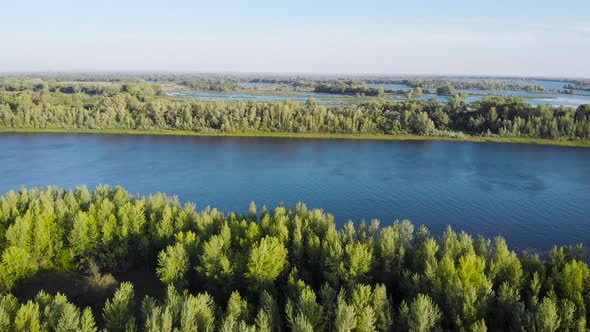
[313,82,384,97]
[565,82,590,92]
[0,89,590,140]
[1,74,577,94]
[366,79,567,93]
[178,79,240,93]
[245,78,562,93]
[0,81,162,98]
[0,186,588,331]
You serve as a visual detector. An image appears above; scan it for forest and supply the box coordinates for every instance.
[313,83,384,97]
[0,74,576,94]
[0,87,590,140]
[394,80,563,93]
[0,186,588,331]
[565,82,590,92]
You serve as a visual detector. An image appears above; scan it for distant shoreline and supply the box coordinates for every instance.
[1,128,589,148]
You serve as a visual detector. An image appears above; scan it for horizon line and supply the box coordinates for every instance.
[1,70,588,81]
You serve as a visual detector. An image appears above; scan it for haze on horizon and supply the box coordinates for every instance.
[1,0,589,78]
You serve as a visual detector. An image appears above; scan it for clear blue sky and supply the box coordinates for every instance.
[1,0,589,77]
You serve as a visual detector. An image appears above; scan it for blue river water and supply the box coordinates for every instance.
[1,133,588,251]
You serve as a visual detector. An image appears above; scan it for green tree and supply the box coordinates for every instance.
[0,246,38,291]
[489,237,523,289]
[156,243,189,289]
[411,112,436,135]
[14,301,43,332]
[103,282,136,332]
[341,242,373,285]
[400,294,442,332]
[532,297,560,332]
[246,236,288,287]
[180,293,216,332]
[372,284,393,331]
[436,85,456,96]
[197,234,233,296]
[286,284,324,331]
[334,293,357,332]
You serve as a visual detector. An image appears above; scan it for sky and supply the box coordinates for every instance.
[1,0,589,77]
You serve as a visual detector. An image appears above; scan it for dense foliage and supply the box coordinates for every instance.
[565,81,590,92]
[0,80,162,97]
[1,74,573,94]
[1,89,590,140]
[178,79,240,93]
[0,186,588,331]
[366,79,567,93]
[314,82,384,97]
[435,85,456,96]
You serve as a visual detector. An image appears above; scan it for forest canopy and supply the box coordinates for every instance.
[0,186,588,331]
[313,82,384,97]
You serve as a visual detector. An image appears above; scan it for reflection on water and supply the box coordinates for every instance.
[1,133,589,250]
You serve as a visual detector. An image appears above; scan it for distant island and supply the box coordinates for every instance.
[0,74,589,147]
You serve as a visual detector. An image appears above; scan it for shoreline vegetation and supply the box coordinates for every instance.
[1,74,590,148]
[2,127,590,147]
[1,73,583,94]
[0,186,588,331]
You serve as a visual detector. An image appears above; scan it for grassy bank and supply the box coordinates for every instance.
[1,127,590,147]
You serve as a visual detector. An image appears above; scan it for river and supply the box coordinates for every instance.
[1,133,589,250]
